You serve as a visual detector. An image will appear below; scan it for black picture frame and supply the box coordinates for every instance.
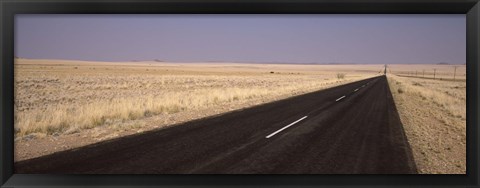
[1,0,479,187]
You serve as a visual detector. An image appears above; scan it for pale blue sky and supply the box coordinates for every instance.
[15,14,466,64]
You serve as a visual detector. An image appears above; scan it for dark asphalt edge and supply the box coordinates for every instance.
[384,75,418,174]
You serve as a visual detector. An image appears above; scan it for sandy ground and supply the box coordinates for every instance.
[387,74,466,174]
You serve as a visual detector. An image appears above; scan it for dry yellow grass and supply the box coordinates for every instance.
[15,59,380,139]
[387,74,466,174]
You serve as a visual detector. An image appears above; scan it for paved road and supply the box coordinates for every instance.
[15,75,417,174]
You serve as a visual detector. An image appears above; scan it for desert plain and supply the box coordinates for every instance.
[14,58,466,174]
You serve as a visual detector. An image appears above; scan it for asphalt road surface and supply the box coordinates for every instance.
[15,75,417,174]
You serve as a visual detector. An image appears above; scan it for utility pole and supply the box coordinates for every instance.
[453,66,458,81]
[384,64,387,75]
[433,69,436,79]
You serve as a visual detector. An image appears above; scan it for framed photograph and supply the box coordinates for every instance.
[1,0,479,187]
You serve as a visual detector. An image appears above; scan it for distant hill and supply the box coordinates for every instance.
[437,62,450,65]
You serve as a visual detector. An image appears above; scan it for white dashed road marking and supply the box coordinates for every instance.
[266,116,308,138]
[267,79,375,139]
[335,96,346,102]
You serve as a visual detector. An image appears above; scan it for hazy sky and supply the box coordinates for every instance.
[15,14,466,64]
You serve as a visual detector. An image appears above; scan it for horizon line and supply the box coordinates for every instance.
[14,57,466,65]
